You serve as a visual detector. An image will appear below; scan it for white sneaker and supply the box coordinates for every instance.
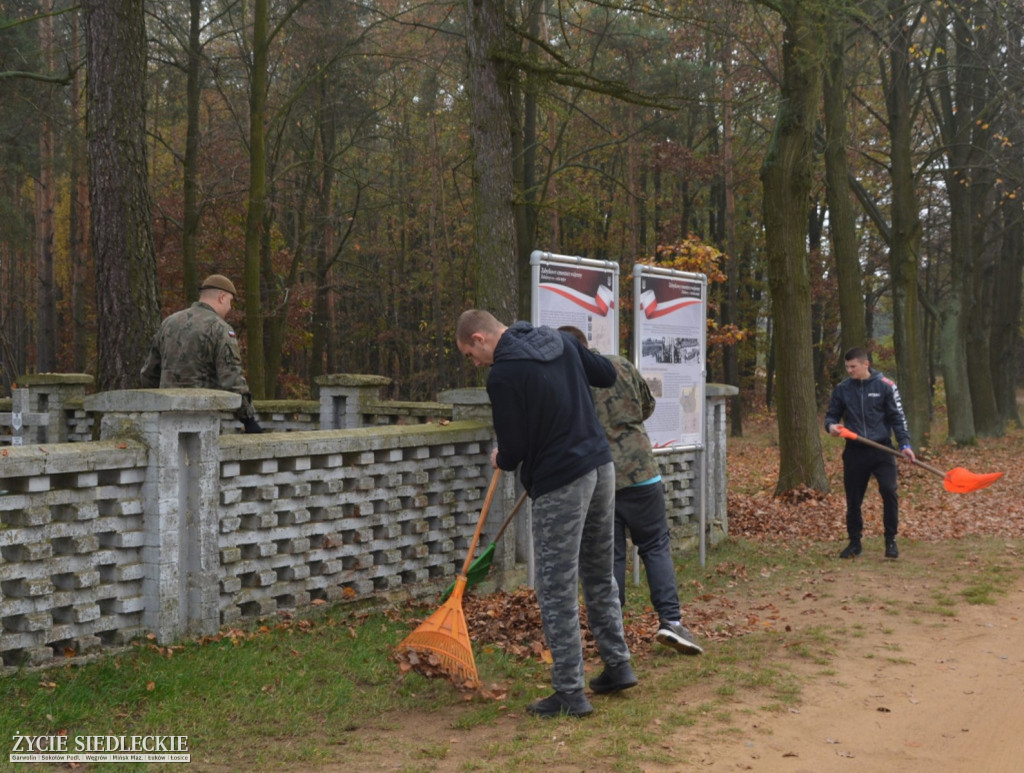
[656,621,703,655]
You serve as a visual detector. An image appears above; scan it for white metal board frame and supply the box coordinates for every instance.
[633,264,709,566]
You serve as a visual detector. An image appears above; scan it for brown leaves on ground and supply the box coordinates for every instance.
[393,580,762,694]
[463,587,663,661]
[728,413,1022,543]
[392,648,486,694]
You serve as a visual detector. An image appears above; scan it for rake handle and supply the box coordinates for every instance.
[459,468,501,578]
[844,432,947,479]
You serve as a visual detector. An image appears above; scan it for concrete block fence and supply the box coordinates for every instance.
[0,373,735,672]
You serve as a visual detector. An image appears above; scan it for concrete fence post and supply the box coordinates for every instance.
[19,373,94,442]
[83,388,241,643]
[315,374,392,429]
[704,383,738,541]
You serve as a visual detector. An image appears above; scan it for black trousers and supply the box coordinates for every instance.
[842,442,899,541]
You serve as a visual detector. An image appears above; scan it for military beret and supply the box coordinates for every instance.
[200,274,237,297]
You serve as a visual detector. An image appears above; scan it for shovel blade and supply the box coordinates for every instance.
[942,467,1004,494]
[464,542,496,588]
[439,542,496,603]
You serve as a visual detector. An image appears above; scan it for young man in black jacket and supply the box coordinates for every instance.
[456,309,635,718]
[825,347,916,559]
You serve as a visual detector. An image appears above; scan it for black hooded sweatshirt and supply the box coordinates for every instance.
[824,367,912,448]
[487,322,616,498]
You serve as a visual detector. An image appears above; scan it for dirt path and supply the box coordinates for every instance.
[687,569,1024,772]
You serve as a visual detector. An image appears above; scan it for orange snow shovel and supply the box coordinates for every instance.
[835,426,1003,493]
[395,467,500,683]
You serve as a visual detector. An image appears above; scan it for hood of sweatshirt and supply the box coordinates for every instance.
[493,321,564,363]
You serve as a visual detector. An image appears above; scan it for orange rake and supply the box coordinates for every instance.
[835,427,1003,493]
[395,467,501,683]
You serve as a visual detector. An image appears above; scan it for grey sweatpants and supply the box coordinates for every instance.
[531,461,632,692]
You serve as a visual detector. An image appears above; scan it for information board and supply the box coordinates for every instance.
[530,250,619,355]
[632,266,707,449]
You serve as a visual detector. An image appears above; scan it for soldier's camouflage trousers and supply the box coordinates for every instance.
[531,461,632,692]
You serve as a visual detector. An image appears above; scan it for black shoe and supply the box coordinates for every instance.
[656,622,704,655]
[885,540,899,559]
[588,662,638,695]
[839,540,862,559]
[526,689,593,718]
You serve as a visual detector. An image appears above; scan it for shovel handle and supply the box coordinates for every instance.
[840,431,947,479]
[492,491,528,543]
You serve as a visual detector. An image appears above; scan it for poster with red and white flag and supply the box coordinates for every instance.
[530,251,619,355]
[633,266,706,450]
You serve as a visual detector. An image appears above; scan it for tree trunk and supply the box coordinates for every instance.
[931,13,974,443]
[466,0,518,324]
[309,74,335,390]
[244,0,268,398]
[69,10,91,373]
[721,56,743,436]
[182,0,202,305]
[936,183,974,442]
[35,0,57,372]
[759,7,829,494]
[992,192,1023,427]
[822,21,867,357]
[961,6,1001,437]
[992,15,1024,428]
[83,0,161,391]
[883,0,930,448]
[964,194,1001,436]
[513,0,544,320]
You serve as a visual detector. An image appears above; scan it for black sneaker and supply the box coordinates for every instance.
[526,689,593,718]
[839,541,862,558]
[656,621,704,655]
[885,540,899,559]
[588,662,638,695]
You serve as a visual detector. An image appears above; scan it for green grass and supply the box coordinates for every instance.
[3,536,1021,772]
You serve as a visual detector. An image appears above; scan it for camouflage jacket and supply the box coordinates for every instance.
[591,354,660,490]
[139,302,254,420]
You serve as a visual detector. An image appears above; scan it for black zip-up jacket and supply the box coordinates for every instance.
[487,322,616,498]
[824,368,911,448]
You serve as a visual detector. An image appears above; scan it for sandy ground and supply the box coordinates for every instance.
[685,576,1024,772]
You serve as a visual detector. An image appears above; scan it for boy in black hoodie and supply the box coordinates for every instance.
[825,347,916,559]
[456,309,635,717]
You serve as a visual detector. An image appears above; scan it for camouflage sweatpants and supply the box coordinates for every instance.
[531,461,631,693]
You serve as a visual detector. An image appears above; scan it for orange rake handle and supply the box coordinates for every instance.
[458,467,501,578]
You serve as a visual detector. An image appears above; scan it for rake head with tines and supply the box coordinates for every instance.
[397,575,476,681]
[395,468,500,684]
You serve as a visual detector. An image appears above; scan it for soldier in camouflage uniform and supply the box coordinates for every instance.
[457,310,634,718]
[561,326,702,656]
[140,274,262,433]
